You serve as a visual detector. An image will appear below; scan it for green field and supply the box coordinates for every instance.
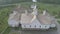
[0,2,60,34]
[0,5,15,33]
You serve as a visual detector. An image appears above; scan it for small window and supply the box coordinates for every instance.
[24,25,26,27]
[45,26,47,27]
[40,26,41,27]
[30,25,31,27]
[35,25,36,27]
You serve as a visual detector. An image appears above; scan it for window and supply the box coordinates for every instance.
[45,26,47,28]
[40,26,41,28]
[35,25,36,27]
[24,25,26,27]
[30,25,31,27]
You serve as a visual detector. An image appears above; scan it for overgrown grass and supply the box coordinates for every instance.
[2,27,12,34]
[0,5,15,33]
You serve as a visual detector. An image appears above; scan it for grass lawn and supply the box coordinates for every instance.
[0,2,60,34]
[0,5,15,33]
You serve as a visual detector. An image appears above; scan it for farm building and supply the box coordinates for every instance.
[8,0,56,30]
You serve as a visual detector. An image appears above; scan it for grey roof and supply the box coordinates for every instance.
[37,14,52,25]
[20,10,55,25]
[20,13,34,24]
[10,6,56,25]
[9,13,20,21]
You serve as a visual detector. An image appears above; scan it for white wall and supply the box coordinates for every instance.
[8,19,19,27]
[21,19,50,29]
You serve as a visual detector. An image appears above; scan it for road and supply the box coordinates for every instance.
[21,30,58,34]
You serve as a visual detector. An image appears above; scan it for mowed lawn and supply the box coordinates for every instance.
[0,2,60,33]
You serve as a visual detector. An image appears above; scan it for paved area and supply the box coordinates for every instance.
[21,30,58,34]
[9,23,60,34]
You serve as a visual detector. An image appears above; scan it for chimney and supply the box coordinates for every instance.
[43,10,46,15]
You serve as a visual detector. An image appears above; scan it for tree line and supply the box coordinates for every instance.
[0,0,60,5]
